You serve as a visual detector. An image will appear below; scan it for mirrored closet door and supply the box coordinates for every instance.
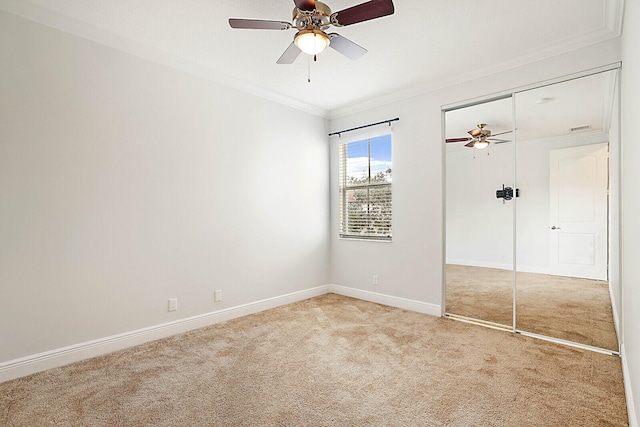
[444,96,515,329]
[514,69,620,352]
[444,67,621,353]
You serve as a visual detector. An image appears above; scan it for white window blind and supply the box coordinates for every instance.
[339,134,392,240]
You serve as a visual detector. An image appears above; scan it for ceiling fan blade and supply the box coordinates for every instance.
[276,42,302,64]
[468,128,483,137]
[328,34,367,60]
[332,0,395,26]
[490,139,511,144]
[490,130,513,137]
[229,19,291,30]
[294,0,316,11]
[464,141,476,148]
[446,137,473,143]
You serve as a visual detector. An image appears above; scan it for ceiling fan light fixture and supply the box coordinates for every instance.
[475,138,489,149]
[295,29,330,55]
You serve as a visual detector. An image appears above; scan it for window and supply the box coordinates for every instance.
[339,134,392,240]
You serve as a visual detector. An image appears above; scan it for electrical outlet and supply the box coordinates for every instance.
[168,298,178,312]
[214,290,222,302]
[373,275,379,285]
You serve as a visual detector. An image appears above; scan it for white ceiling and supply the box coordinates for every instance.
[0,0,623,117]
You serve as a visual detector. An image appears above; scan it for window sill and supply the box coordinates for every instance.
[339,236,392,243]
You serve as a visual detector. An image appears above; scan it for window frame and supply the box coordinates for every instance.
[338,133,393,242]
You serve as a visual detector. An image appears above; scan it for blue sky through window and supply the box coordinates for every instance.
[346,134,392,182]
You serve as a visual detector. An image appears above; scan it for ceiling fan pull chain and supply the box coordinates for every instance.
[308,54,311,83]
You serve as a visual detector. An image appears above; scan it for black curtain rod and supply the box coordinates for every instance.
[328,117,399,137]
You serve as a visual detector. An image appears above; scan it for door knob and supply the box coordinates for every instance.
[551,226,562,230]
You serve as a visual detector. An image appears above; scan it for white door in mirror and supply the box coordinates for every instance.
[549,143,608,280]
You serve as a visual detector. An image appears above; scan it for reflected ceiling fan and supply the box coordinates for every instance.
[228,0,395,64]
[446,124,512,149]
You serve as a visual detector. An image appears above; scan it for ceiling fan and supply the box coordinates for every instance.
[228,0,395,64]
[446,124,512,149]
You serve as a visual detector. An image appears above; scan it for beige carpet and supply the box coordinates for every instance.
[0,294,628,426]
[446,264,619,351]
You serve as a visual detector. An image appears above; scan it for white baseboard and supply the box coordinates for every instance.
[0,284,441,383]
[328,284,442,317]
[446,258,513,271]
[445,259,609,280]
[0,285,330,383]
[446,259,546,275]
[621,344,638,427]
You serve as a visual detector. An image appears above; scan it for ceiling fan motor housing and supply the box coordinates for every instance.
[293,1,332,29]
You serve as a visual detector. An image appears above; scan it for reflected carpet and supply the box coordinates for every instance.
[446,264,619,351]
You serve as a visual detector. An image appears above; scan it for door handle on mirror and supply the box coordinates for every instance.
[551,226,561,230]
